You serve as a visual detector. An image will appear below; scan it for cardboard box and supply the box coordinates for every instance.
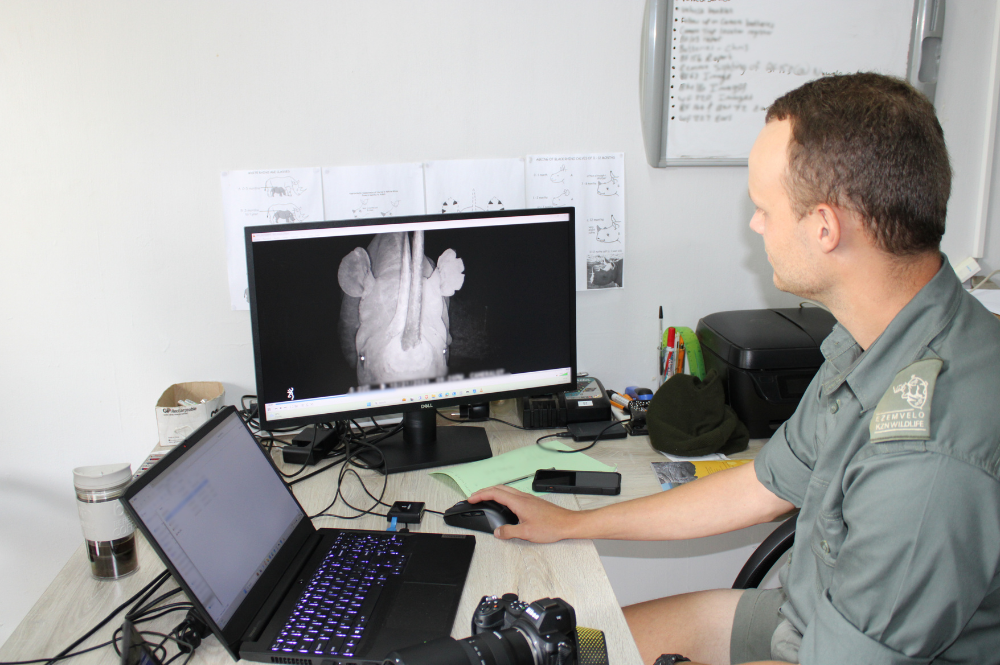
[155,382,225,447]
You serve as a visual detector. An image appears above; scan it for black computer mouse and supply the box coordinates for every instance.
[443,499,520,534]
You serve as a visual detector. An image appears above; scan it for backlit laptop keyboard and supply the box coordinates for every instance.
[271,532,408,658]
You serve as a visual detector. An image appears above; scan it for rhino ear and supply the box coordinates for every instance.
[435,248,465,296]
[338,247,373,297]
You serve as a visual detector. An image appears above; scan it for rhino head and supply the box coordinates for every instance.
[337,231,465,385]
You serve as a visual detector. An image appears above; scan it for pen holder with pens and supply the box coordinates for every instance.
[658,326,704,385]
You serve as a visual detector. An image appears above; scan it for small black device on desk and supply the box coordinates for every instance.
[532,469,622,495]
[519,376,613,428]
[120,619,163,665]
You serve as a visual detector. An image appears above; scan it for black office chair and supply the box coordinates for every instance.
[732,514,798,589]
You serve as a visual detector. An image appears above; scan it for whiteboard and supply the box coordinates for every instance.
[648,0,919,164]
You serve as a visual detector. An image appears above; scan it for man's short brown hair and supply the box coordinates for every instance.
[766,73,951,256]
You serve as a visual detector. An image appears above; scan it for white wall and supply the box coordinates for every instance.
[2,0,997,646]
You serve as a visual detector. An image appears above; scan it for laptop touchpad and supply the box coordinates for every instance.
[363,582,461,657]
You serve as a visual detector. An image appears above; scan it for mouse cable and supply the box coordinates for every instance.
[343,471,448,518]
[346,474,446,517]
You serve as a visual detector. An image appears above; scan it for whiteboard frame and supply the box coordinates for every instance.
[972,4,1000,257]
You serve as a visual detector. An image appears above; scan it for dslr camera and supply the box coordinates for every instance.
[384,594,577,665]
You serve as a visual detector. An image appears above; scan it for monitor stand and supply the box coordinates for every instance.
[355,409,492,474]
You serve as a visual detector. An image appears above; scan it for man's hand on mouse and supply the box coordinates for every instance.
[469,485,580,543]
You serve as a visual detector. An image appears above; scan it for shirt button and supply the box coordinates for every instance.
[820,540,831,553]
[829,400,840,414]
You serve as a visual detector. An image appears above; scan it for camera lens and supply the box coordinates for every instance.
[384,628,535,665]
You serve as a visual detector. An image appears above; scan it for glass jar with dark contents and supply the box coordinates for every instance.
[73,463,138,579]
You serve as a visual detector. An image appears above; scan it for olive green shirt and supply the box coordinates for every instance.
[756,258,1000,664]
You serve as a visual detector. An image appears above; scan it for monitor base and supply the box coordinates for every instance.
[356,411,492,474]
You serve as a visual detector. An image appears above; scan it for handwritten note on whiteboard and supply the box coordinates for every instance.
[665,0,913,160]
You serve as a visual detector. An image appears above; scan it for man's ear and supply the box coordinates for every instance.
[813,204,842,254]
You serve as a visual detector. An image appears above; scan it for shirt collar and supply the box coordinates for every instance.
[819,254,961,412]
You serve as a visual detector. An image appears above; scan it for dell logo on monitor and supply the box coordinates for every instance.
[420,403,433,409]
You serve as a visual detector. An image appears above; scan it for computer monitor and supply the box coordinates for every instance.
[245,208,577,473]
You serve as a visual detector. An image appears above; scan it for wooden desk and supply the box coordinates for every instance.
[0,414,648,665]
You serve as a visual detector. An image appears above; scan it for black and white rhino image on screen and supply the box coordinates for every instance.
[337,231,465,385]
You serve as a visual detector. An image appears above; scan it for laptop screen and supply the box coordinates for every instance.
[127,411,304,628]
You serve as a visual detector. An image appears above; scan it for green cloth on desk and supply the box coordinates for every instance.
[430,441,616,496]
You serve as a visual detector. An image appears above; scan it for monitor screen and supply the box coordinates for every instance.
[245,208,576,439]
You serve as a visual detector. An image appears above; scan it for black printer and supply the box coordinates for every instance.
[696,307,838,438]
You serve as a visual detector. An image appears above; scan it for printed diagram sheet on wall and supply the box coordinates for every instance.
[221,168,324,310]
[526,153,625,290]
[322,163,425,220]
[423,158,526,215]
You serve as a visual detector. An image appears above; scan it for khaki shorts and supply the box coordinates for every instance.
[730,588,802,664]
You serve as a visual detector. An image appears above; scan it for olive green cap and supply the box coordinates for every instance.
[646,370,749,457]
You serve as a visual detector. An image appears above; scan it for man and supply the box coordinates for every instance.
[471,73,1000,665]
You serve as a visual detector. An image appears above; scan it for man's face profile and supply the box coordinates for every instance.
[748,119,823,299]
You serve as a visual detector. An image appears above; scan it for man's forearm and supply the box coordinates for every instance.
[565,461,794,541]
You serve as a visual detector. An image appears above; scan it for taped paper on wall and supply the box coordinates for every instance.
[221,167,324,310]
[423,158,526,216]
[526,153,625,290]
[322,163,425,220]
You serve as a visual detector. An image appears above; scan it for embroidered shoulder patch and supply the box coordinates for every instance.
[869,358,942,442]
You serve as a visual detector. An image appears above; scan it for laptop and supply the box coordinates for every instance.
[122,406,476,664]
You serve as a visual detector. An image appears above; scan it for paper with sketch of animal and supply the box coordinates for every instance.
[221,167,324,310]
[323,163,426,221]
[423,158,526,216]
[526,153,625,290]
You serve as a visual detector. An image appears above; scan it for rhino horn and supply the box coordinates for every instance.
[388,233,411,336]
[400,231,424,351]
